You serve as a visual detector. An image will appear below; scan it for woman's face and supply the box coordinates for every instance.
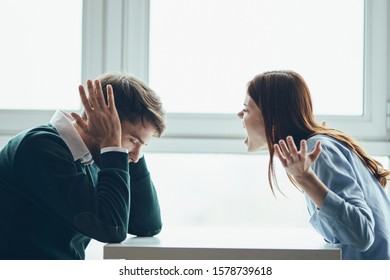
[237,93,267,152]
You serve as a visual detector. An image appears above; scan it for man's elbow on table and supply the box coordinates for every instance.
[129,225,162,237]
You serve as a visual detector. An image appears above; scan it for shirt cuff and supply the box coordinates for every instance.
[101,147,128,154]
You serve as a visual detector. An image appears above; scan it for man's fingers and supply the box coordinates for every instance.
[71,112,88,131]
[86,79,99,109]
[78,85,92,114]
[83,79,108,110]
[106,84,116,110]
[94,80,107,108]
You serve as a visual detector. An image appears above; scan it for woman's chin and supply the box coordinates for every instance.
[247,146,260,153]
[245,141,260,152]
[245,139,266,152]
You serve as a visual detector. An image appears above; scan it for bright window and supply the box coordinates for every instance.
[149,0,364,116]
[1,0,387,145]
[0,0,82,110]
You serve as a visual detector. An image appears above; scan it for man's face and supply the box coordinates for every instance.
[121,120,156,163]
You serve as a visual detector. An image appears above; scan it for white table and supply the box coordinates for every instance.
[104,226,341,260]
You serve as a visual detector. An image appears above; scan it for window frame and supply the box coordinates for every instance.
[0,0,389,156]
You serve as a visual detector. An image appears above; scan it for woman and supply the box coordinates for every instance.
[237,70,390,259]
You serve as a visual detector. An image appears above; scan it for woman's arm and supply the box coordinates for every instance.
[274,136,375,251]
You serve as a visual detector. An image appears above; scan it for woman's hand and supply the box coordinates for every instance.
[71,79,122,148]
[274,136,328,208]
[274,136,321,180]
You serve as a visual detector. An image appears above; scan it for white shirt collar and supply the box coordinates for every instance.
[49,110,93,165]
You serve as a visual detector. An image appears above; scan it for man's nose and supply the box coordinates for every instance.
[129,146,142,163]
[237,110,243,119]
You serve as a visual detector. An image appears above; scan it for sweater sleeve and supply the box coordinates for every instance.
[127,156,162,236]
[307,141,375,251]
[13,129,130,243]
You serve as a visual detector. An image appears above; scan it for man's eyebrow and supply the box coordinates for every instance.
[132,134,145,145]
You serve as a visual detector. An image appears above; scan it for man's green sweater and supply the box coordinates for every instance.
[0,124,162,259]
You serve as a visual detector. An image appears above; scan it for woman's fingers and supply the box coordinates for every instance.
[286,136,299,159]
[300,139,308,156]
[277,137,310,163]
[274,137,321,180]
[309,141,322,162]
[278,139,293,162]
[274,144,288,167]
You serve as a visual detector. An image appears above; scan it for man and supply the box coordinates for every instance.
[0,72,166,259]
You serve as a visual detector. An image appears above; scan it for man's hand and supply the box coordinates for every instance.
[71,79,122,148]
